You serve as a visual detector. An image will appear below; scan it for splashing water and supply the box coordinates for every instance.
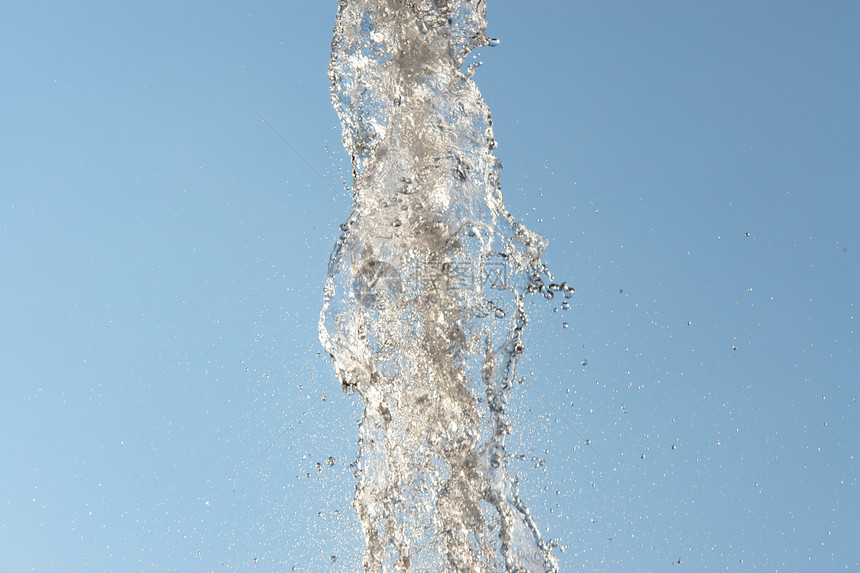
[319,1,565,570]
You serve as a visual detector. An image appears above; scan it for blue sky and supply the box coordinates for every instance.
[1,2,857,571]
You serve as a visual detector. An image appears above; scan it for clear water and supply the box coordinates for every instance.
[319,1,564,570]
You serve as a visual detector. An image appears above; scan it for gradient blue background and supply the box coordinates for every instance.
[2,2,857,571]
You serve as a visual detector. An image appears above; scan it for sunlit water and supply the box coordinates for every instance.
[319,1,566,570]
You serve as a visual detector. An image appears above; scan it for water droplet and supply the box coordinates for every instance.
[581,359,588,366]
[561,282,575,298]
[562,323,569,329]
[327,456,335,466]
[465,61,482,77]
[561,301,570,310]
[488,37,500,47]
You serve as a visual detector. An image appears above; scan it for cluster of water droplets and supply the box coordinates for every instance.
[319,1,560,570]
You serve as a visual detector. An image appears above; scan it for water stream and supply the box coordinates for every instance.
[319,1,565,570]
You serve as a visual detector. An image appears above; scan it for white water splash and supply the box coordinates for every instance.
[319,1,566,570]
